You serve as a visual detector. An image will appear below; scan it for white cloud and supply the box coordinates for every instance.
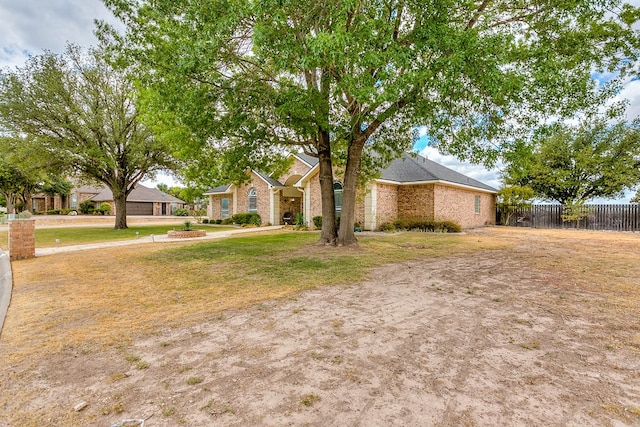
[0,0,121,69]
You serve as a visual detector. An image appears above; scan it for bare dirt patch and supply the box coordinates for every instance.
[1,227,639,426]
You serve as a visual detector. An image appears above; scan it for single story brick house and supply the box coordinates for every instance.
[31,184,103,213]
[90,184,186,216]
[205,152,496,230]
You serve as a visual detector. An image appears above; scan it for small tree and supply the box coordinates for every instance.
[561,200,591,226]
[497,186,535,226]
[98,203,112,215]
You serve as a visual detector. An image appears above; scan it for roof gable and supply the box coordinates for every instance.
[253,170,284,188]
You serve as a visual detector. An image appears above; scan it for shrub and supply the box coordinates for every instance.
[98,203,112,215]
[202,218,209,224]
[214,219,222,224]
[380,218,461,233]
[79,200,94,214]
[221,218,234,225]
[231,212,261,226]
[378,222,396,232]
[437,220,462,233]
[295,212,305,226]
[183,221,192,231]
[46,209,61,215]
[313,215,322,229]
[17,210,32,219]
[173,208,189,216]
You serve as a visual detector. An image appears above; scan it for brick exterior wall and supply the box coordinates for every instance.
[236,172,271,224]
[374,183,400,227]
[208,194,233,219]
[397,184,435,221]
[432,184,496,227]
[278,157,313,185]
[307,170,323,220]
[8,219,36,261]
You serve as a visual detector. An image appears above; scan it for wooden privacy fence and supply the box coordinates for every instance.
[497,204,640,232]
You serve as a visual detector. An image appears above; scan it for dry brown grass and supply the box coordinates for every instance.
[482,227,640,350]
[0,231,508,363]
[1,227,639,426]
[3,228,639,364]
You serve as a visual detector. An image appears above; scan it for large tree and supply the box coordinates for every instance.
[101,0,640,244]
[0,45,176,229]
[0,136,60,214]
[502,116,640,204]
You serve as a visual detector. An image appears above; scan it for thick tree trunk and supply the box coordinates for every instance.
[317,130,337,245]
[2,192,16,215]
[113,190,128,230]
[21,193,33,214]
[337,138,365,246]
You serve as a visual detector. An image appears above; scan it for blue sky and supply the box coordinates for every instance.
[1,0,639,200]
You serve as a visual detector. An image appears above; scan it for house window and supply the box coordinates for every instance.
[474,195,481,214]
[248,188,257,213]
[334,182,343,215]
[71,194,77,209]
[221,197,230,219]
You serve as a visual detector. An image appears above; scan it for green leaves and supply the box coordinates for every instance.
[0,45,178,226]
[100,0,640,240]
[503,115,640,204]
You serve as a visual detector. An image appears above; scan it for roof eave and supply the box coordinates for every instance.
[375,178,497,194]
[291,153,315,168]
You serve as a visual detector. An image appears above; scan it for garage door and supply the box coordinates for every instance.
[126,202,153,215]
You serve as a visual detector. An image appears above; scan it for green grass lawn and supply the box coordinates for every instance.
[0,224,236,250]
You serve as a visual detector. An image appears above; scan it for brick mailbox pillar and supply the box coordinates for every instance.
[8,219,36,261]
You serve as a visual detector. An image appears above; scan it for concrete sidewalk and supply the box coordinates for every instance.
[34,225,285,256]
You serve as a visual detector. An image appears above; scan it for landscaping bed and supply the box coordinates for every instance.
[166,229,207,238]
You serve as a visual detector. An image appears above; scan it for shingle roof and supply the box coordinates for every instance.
[90,184,186,203]
[379,152,496,192]
[295,152,319,167]
[254,170,284,187]
[205,152,495,193]
[73,185,103,194]
[203,184,232,195]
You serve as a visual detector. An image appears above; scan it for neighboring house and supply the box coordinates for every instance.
[32,184,103,213]
[90,184,186,216]
[205,152,497,230]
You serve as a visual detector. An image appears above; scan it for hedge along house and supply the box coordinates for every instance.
[90,184,187,216]
[205,152,497,230]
